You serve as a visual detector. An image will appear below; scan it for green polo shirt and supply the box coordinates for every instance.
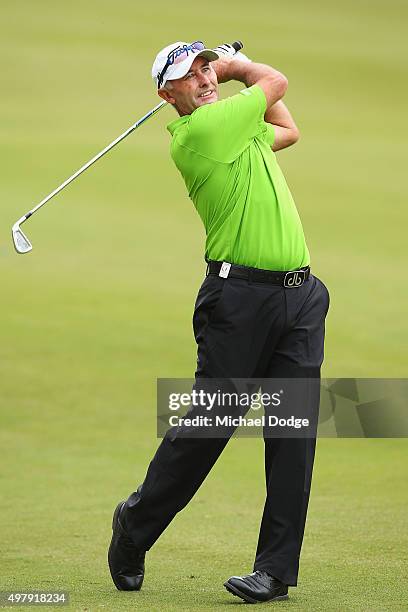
[167,84,310,271]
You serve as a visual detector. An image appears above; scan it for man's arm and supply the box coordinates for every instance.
[212,57,299,151]
[213,57,288,109]
[265,101,300,152]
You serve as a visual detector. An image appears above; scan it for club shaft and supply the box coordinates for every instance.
[15,39,244,235]
[20,100,167,224]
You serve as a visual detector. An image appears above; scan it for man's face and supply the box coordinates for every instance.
[159,56,219,116]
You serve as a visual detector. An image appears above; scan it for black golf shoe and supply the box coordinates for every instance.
[108,501,145,591]
[224,570,289,603]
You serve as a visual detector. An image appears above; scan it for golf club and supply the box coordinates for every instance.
[11,41,243,254]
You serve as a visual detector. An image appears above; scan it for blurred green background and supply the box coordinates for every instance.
[1,0,407,610]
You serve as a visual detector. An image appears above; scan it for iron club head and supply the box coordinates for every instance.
[12,221,33,254]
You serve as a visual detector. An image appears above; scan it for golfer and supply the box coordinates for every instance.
[108,41,330,604]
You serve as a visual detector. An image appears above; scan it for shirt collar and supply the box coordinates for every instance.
[167,115,189,136]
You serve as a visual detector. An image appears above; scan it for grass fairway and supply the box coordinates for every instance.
[1,0,407,610]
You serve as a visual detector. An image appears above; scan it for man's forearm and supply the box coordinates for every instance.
[213,58,288,109]
[265,100,300,152]
[265,100,297,131]
[215,58,285,88]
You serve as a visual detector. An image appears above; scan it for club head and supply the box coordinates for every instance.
[12,223,32,254]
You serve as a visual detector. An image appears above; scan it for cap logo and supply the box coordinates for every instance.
[170,42,203,66]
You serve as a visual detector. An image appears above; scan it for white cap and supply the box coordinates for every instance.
[152,41,219,89]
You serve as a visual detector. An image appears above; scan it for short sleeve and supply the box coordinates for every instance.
[262,123,275,147]
[185,84,270,162]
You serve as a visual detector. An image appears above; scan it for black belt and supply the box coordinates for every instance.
[207,260,311,288]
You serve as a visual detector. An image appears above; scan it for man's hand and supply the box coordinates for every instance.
[213,43,237,58]
[212,43,251,84]
[214,43,251,63]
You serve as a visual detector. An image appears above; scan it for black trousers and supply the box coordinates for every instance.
[123,272,330,586]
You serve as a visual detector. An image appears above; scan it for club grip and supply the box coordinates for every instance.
[231,41,244,52]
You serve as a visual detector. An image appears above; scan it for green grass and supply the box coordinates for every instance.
[1,438,408,610]
[1,0,408,610]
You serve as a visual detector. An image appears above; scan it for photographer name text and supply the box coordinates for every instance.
[168,415,310,429]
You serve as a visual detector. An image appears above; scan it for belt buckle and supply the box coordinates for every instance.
[284,269,305,288]
[219,262,231,278]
